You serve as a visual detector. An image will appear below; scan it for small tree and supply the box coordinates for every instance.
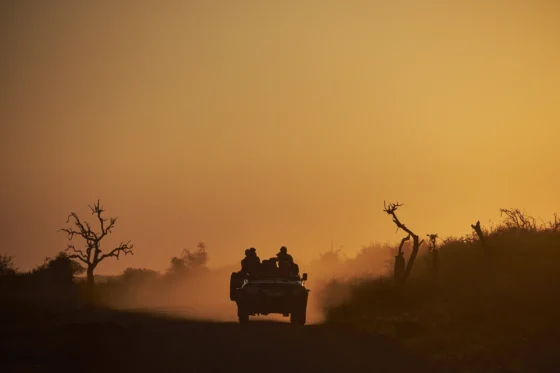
[167,242,209,278]
[0,254,16,277]
[426,233,439,282]
[33,252,85,288]
[182,242,209,270]
[60,200,133,289]
[383,201,424,286]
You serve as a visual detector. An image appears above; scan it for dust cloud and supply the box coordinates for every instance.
[96,243,394,324]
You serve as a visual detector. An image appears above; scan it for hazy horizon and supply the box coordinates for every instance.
[2,0,559,274]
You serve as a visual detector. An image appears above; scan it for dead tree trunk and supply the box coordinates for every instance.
[86,266,95,288]
[471,220,493,270]
[394,235,410,285]
[471,221,497,277]
[383,201,424,286]
[404,234,423,284]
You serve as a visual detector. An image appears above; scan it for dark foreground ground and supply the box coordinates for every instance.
[0,307,438,373]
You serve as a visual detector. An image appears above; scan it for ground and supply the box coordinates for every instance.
[1,307,438,373]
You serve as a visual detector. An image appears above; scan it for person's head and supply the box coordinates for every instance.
[279,246,287,254]
[249,247,256,255]
[244,249,250,256]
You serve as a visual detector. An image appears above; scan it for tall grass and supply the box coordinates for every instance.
[321,210,560,373]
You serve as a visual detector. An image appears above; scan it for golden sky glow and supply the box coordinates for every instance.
[1,0,559,273]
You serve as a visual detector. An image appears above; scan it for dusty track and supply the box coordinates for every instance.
[1,308,437,373]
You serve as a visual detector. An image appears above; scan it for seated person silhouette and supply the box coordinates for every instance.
[240,248,261,276]
[260,258,280,278]
[275,246,299,278]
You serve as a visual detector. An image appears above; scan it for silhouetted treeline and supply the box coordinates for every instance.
[93,243,216,309]
[0,242,214,314]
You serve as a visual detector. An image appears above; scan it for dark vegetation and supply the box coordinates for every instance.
[2,199,559,372]
[94,241,216,310]
[320,204,560,373]
[0,201,213,319]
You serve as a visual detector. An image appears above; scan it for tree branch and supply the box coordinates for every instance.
[383,201,417,239]
[383,201,423,284]
[64,244,85,258]
[89,199,118,239]
[65,249,89,265]
[61,213,98,241]
[98,241,134,262]
[398,235,411,255]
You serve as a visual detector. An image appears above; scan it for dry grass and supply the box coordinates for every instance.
[322,213,560,373]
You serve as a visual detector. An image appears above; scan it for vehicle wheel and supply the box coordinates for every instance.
[239,313,249,324]
[290,312,297,324]
[290,306,306,326]
[230,272,242,301]
[238,306,249,325]
[297,307,307,325]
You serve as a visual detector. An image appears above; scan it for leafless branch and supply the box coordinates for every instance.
[99,241,134,261]
[383,200,424,284]
[61,212,98,241]
[383,201,403,215]
[398,235,410,255]
[105,217,117,234]
[500,208,537,231]
[383,200,417,237]
[64,243,86,259]
[65,244,90,265]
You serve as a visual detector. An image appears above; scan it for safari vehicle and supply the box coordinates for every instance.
[229,258,309,325]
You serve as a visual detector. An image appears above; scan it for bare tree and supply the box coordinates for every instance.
[383,201,424,285]
[168,241,209,277]
[60,200,133,288]
[181,241,209,270]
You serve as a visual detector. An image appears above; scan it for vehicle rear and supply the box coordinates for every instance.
[230,273,309,325]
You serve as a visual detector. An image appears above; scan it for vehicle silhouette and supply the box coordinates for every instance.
[230,257,309,325]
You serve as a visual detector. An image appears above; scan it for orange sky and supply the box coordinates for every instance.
[1,0,559,274]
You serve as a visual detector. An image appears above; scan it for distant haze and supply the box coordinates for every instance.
[1,0,559,273]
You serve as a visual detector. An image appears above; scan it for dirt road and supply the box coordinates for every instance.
[1,308,437,373]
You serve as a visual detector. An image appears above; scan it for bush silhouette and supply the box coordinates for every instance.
[322,208,560,372]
